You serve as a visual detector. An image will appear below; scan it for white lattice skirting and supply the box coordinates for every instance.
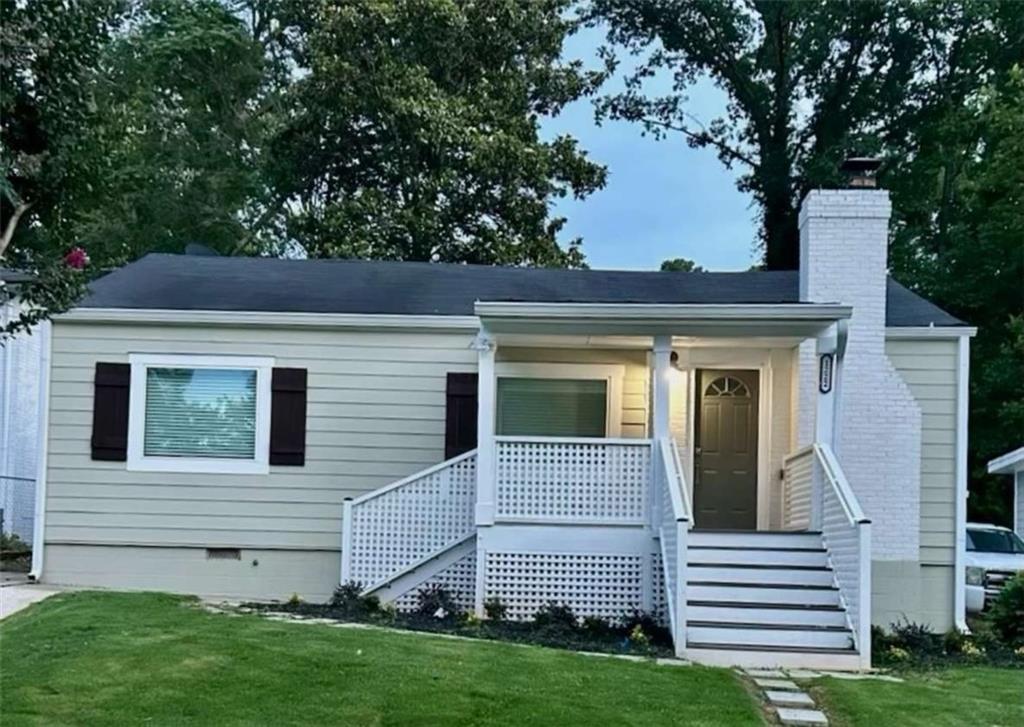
[393,550,478,614]
[483,551,647,622]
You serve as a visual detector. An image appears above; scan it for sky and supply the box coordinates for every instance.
[540,26,758,272]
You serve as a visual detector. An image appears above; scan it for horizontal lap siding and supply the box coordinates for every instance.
[886,339,959,565]
[45,322,476,550]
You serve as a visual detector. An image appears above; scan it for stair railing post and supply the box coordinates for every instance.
[340,497,354,585]
[674,516,687,657]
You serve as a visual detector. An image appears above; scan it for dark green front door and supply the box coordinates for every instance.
[693,369,759,530]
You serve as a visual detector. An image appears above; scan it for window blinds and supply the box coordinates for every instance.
[496,377,607,438]
[144,367,257,458]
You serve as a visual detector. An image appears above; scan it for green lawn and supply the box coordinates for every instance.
[809,667,1024,727]
[0,591,762,726]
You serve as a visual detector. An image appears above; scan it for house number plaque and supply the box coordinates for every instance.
[819,353,834,394]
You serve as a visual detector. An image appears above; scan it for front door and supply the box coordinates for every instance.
[693,369,759,530]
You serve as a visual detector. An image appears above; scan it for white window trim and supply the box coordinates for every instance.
[493,362,625,437]
[127,354,274,474]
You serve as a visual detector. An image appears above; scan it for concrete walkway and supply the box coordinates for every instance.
[0,575,62,620]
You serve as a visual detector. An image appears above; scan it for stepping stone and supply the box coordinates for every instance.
[776,707,829,726]
[746,669,786,678]
[766,690,815,708]
[787,669,823,679]
[753,678,800,691]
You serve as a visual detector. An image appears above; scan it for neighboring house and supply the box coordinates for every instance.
[988,447,1024,536]
[31,180,974,670]
[0,271,48,544]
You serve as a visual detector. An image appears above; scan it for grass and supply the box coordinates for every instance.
[809,667,1024,727]
[0,591,763,726]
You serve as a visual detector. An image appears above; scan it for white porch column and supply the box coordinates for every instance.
[811,322,844,529]
[472,330,497,526]
[651,335,672,441]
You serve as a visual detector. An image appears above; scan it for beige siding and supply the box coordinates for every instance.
[495,347,650,438]
[45,322,477,552]
[886,338,959,565]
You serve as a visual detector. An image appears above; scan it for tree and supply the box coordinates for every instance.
[894,72,1024,524]
[1,0,125,337]
[1,0,271,338]
[265,0,607,266]
[660,257,703,272]
[590,0,1023,270]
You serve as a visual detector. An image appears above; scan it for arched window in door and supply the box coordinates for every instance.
[704,376,751,398]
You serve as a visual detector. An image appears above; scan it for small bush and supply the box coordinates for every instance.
[415,584,462,620]
[580,615,614,639]
[532,602,578,631]
[483,597,508,622]
[887,618,943,657]
[986,574,1024,648]
[330,581,381,619]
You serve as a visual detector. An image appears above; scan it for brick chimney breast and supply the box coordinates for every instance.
[796,187,921,564]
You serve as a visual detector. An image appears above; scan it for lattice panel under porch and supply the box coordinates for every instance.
[484,551,645,622]
[393,550,477,614]
[495,440,651,523]
[651,551,667,626]
[348,454,476,588]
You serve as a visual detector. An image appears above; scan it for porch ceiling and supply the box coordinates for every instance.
[475,302,852,341]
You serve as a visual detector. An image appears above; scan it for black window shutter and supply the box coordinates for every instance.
[91,363,130,461]
[270,368,307,466]
[445,373,478,460]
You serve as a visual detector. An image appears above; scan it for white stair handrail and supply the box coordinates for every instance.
[814,443,868,525]
[655,436,690,657]
[812,441,872,669]
[341,449,478,591]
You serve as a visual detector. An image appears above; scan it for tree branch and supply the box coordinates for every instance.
[0,201,32,258]
[639,115,758,169]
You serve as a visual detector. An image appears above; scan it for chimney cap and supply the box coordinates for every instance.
[840,157,882,187]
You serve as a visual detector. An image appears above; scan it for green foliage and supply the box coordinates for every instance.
[483,597,508,622]
[329,580,382,620]
[871,617,1024,668]
[0,532,30,554]
[531,602,579,631]
[413,584,463,621]
[659,257,703,272]
[267,0,606,266]
[987,574,1024,647]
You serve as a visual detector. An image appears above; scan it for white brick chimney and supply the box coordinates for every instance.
[797,186,922,562]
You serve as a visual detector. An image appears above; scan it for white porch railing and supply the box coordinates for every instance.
[341,450,477,592]
[494,436,652,524]
[815,443,871,667]
[781,446,814,531]
[654,437,690,657]
[784,442,871,666]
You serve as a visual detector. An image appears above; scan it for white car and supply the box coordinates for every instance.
[965,522,1024,613]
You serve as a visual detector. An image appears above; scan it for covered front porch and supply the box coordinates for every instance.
[341,302,872,669]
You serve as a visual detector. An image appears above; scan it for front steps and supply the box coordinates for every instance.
[685,530,863,670]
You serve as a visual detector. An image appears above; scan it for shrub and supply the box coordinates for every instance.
[622,609,671,646]
[986,574,1024,648]
[483,597,508,622]
[415,584,462,620]
[580,615,614,639]
[330,581,381,619]
[887,618,943,657]
[532,602,578,631]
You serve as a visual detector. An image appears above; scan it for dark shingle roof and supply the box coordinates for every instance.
[78,254,966,327]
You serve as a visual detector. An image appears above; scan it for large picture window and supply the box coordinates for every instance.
[497,378,607,438]
[127,355,272,473]
[493,363,624,438]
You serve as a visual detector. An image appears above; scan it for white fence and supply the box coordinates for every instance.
[341,451,477,592]
[654,437,690,656]
[494,437,651,524]
[0,475,35,543]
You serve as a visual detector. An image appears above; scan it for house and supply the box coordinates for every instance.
[0,270,48,544]
[988,447,1024,536]
[30,180,975,669]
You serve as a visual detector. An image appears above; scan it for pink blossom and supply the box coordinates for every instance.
[64,247,90,270]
